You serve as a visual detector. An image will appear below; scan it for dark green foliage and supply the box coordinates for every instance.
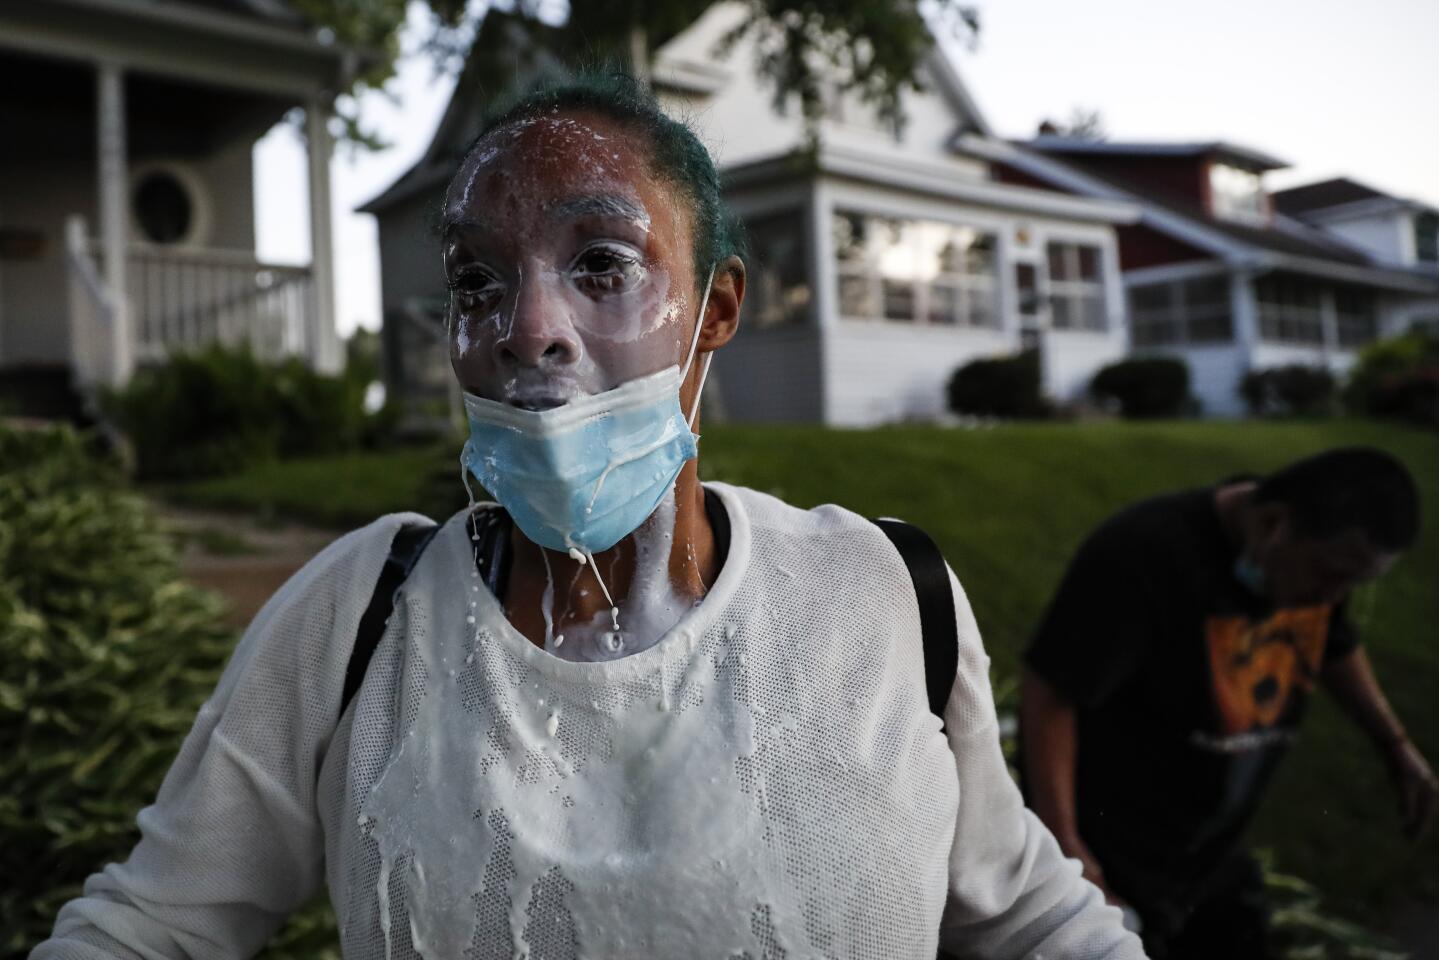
[947,349,1051,419]
[0,426,235,955]
[1240,365,1337,418]
[1343,332,1439,428]
[2,425,343,958]
[1091,356,1192,419]
[105,346,379,481]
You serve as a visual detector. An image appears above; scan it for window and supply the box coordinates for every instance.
[1047,241,1107,332]
[1128,276,1234,347]
[742,210,811,328]
[133,170,193,244]
[1014,262,1040,318]
[1415,212,1439,264]
[1209,163,1267,224]
[832,211,999,328]
[1255,275,1323,345]
[1335,287,1378,348]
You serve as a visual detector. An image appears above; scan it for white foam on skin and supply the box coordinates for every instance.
[359,597,806,958]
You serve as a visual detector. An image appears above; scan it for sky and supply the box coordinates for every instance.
[253,0,1439,337]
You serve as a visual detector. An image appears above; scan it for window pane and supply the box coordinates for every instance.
[1182,277,1229,308]
[1129,284,1173,313]
[968,285,998,329]
[1132,319,1179,346]
[928,283,960,325]
[1047,243,1067,281]
[1187,314,1233,342]
[882,278,915,322]
[1080,293,1106,331]
[968,234,997,276]
[833,212,869,266]
[839,272,875,319]
[1016,262,1040,315]
[742,210,811,328]
[1077,245,1100,280]
[1051,295,1074,330]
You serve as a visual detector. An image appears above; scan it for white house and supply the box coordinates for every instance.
[0,0,362,415]
[362,3,1140,427]
[1273,178,1439,335]
[974,137,1439,416]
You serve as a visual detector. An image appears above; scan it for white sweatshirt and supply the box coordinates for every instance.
[33,483,1144,960]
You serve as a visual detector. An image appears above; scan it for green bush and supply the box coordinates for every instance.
[0,425,337,958]
[947,349,1051,418]
[1343,332,1439,428]
[1240,365,1337,418]
[1090,356,1191,419]
[105,345,379,481]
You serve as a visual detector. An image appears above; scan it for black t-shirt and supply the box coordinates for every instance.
[1023,486,1358,906]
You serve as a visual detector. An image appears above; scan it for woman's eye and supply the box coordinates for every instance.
[574,247,641,292]
[448,270,502,306]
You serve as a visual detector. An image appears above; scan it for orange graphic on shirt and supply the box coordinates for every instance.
[1206,607,1331,735]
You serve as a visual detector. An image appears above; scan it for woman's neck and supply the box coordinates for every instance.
[502,459,717,656]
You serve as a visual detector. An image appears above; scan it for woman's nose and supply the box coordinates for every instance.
[494,276,580,368]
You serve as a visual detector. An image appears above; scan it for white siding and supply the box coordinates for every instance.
[825,322,1013,425]
[1166,344,1248,418]
[1043,330,1123,401]
[708,327,825,422]
[1318,212,1412,266]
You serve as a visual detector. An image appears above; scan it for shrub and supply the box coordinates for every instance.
[1090,356,1191,419]
[1343,331,1439,428]
[1239,365,1337,418]
[0,424,338,958]
[947,349,1050,419]
[105,345,376,481]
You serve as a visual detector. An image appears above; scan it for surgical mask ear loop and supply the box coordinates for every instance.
[682,266,717,430]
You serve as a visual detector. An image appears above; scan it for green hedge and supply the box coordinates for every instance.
[1091,356,1191,418]
[1240,365,1337,418]
[0,425,337,958]
[1344,332,1439,428]
[948,349,1051,418]
[104,345,388,482]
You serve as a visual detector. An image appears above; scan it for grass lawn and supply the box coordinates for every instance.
[165,418,1439,921]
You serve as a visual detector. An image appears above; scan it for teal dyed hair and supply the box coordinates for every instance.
[459,71,747,288]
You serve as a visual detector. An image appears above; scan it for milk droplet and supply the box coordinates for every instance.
[545,712,559,737]
[466,615,476,625]
[554,634,565,647]
[568,547,587,564]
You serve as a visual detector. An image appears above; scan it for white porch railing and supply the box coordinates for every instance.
[64,216,317,388]
[65,216,119,389]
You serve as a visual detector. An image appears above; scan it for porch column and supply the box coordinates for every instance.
[97,60,133,385]
[305,95,341,373]
[1318,286,1339,364]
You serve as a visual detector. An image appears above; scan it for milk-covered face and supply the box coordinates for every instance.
[443,109,702,409]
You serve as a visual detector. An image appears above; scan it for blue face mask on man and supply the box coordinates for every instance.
[1233,553,1268,596]
[459,268,715,560]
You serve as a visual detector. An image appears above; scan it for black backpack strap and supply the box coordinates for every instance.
[340,521,439,720]
[873,518,958,730]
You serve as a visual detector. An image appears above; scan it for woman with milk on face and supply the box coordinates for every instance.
[33,76,1147,960]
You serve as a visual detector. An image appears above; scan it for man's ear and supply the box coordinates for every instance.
[1255,501,1291,546]
[699,255,745,352]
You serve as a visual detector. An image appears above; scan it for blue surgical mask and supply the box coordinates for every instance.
[1233,553,1268,596]
[459,271,713,558]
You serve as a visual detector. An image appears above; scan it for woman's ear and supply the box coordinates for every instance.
[699,256,745,351]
